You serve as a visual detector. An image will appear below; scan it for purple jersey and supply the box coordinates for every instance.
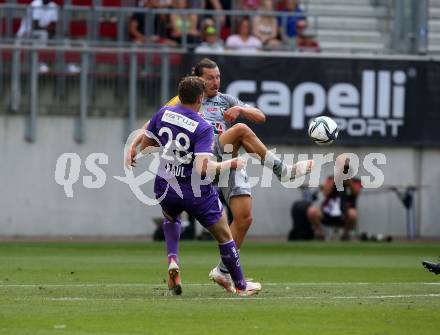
[146,104,215,199]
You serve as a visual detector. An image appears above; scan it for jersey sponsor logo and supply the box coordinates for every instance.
[162,110,199,133]
[205,100,225,106]
[226,70,409,137]
[207,107,220,113]
[214,122,224,135]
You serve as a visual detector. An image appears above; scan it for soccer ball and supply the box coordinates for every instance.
[308,116,338,145]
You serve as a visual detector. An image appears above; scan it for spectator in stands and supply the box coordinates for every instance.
[225,17,262,52]
[169,0,201,46]
[17,0,58,42]
[16,0,79,74]
[205,0,231,9]
[203,0,229,13]
[307,161,362,240]
[195,18,224,53]
[203,0,232,36]
[129,0,177,46]
[252,0,282,49]
[188,0,203,7]
[277,0,306,48]
[296,20,320,52]
[239,0,261,10]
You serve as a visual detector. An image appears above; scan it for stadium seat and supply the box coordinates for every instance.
[70,21,118,41]
[69,20,87,38]
[1,51,11,62]
[99,21,117,40]
[90,52,182,68]
[1,17,21,35]
[121,0,137,5]
[15,0,64,5]
[71,0,93,6]
[95,53,118,65]
[220,25,231,41]
[102,0,121,6]
[39,50,57,63]
[64,51,81,64]
[151,54,182,67]
[1,18,23,36]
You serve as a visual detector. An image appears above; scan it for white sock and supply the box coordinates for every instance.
[263,151,286,180]
[218,260,229,273]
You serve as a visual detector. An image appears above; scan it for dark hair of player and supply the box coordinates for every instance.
[192,58,218,77]
[178,76,205,104]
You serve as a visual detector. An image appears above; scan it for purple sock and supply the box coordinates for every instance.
[218,240,246,290]
[163,218,181,264]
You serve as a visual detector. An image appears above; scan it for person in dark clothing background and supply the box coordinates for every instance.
[129,0,177,46]
[307,161,362,240]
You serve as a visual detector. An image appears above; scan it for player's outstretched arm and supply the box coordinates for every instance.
[224,106,266,124]
[139,134,159,152]
[240,106,266,124]
[125,120,150,167]
[194,155,246,177]
[127,133,159,167]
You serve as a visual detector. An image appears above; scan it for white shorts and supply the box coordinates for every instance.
[213,135,252,202]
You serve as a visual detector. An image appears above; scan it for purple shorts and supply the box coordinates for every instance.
[157,188,223,228]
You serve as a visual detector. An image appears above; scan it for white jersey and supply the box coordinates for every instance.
[199,92,249,137]
[17,0,59,38]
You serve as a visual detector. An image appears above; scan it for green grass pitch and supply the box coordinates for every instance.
[0,241,439,334]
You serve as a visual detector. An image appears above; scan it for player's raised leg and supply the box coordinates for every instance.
[219,123,314,182]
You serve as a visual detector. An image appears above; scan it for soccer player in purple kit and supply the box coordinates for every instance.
[138,76,261,296]
[129,58,314,294]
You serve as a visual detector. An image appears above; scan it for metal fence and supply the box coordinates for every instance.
[0,4,326,47]
[0,2,429,51]
[0,42,189,142]
[0,2,429,143]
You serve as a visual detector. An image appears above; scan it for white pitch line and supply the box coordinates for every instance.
[0,282,439,288]
[180,293,440,301]
[10,293,440,302]
[185,293,440,301]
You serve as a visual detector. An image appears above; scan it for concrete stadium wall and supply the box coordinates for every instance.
[1,115,439,238]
